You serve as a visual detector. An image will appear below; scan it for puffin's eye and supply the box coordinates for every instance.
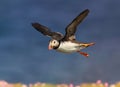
[54,41,56,44]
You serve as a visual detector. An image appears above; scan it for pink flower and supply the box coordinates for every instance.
[69,83,74,87]
[96,80,102,84]
[0,80,13,87]
[104,82,109,87]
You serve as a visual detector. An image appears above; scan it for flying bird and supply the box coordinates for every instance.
[32,9,94,57]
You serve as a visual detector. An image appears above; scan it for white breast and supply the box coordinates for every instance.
[56,41,80,53]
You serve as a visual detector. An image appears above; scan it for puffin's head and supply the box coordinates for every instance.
[48,39,60,50]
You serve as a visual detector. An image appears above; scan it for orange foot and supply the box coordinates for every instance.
[77,51,89,57]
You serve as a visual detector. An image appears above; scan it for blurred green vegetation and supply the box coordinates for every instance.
[1,81,120,87]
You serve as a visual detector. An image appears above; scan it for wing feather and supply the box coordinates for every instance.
[63,9,89,41]
[32,23,63,40]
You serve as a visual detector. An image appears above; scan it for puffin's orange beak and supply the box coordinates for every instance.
[48,45,53,50]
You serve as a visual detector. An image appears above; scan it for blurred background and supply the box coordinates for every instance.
[0,0,120,85]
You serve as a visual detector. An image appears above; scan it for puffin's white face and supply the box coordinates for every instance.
[48,39,59,50]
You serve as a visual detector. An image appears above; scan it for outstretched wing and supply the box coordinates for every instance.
[32,23,63,40]
[62,9,89,41]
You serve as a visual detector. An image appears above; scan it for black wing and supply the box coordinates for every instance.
[62,9,89,41]
[32,23,63,40]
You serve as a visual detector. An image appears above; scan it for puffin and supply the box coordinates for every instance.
[32,9,94,57]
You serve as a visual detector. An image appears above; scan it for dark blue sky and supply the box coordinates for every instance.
[0,0,120,84]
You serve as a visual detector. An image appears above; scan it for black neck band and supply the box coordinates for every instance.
[53,40,61,49]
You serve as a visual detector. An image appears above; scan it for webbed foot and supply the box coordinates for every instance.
[77,51,89,57]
